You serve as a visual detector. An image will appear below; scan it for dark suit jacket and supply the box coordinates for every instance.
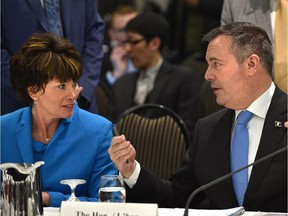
[1,0,104,114]
[126,87,287,212]
[110,60,202,135]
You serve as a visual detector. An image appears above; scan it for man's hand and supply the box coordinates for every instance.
[108,135,136,178]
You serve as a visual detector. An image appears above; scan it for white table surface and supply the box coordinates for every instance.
[44,207,286,216]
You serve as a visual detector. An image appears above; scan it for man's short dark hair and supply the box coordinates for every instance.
[202,22,273,75]
[125,12,169,50]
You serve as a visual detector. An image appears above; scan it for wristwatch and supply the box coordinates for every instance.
[77,95,90,109]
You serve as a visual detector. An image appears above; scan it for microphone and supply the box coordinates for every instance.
[183,145,288,216]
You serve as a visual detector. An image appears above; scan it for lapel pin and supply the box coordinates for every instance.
[274,121,282,128]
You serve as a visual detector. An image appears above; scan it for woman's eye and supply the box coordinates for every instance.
[58,84,66,89]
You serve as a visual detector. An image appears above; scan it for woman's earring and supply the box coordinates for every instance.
[33,97,37,104]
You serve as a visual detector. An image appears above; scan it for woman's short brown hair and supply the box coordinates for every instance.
[10,32,82,105]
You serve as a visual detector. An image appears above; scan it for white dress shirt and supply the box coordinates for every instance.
[233,82,275,178]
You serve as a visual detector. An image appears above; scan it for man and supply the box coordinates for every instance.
[109,22,287,212]
[109,13,202,136]
[1,0,104,114]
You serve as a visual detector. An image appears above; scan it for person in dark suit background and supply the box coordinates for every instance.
[221,0,287,93]
[109,12,202,136]
[1,0,104,114]
[108,22,287,212]
[221,0,273,43]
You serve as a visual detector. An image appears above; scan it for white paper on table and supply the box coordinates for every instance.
[44,207,285,216]
[159,208,261,216]
[44,207,60,216]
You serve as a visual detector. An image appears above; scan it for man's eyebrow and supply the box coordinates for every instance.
[206,57,223,62]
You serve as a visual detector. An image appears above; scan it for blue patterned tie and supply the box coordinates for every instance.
[231,110,253,205]
[44,0,63,36]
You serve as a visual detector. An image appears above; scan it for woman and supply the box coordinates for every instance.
[0,33,117,207]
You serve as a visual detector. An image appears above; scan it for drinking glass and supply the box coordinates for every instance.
[60,179,86,201]
[98,175,126,202]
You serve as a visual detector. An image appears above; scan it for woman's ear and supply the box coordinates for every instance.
[27,86,39,99]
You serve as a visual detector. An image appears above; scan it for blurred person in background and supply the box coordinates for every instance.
[100,5,138,91]
[109,12,202,137]
[221,0,287,93]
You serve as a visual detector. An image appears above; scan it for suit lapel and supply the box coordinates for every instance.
[122,72,139,108]
[27,0,49,31]
[205,109,239,206]
[146,61,169,103]
[16,108,34,163]
[244,87,287,205]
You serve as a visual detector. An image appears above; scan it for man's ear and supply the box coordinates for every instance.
[246,54,260,76]
[149,37,161,51]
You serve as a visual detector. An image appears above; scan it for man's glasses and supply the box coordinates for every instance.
[122,38,145,46]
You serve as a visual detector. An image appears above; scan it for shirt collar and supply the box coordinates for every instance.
[145,57,163,76]
[235,82,275,119]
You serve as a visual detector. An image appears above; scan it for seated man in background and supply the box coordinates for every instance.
[0,33,117,207]
[108,22,287,212]
[109,12,202,136]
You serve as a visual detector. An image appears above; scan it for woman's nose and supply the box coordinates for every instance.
[67,87,77,101]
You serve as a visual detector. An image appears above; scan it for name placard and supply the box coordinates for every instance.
[60,201,158,216]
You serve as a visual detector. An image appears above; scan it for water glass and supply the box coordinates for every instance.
[98,175,126,202]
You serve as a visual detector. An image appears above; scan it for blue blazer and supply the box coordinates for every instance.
[0,104,117,207]
[1,0,104,114]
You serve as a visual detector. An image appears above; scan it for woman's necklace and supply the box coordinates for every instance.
[44,137,51,143]
[31,107,56,144]
[33,132,52,144]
